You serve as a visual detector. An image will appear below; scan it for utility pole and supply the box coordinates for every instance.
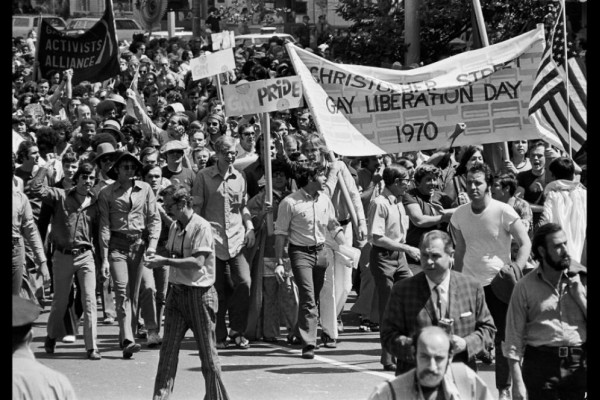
[192,0,202,37]
[404,0,420,66]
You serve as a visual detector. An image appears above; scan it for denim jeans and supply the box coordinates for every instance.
[289,246,329,347]
[47,250,98,351]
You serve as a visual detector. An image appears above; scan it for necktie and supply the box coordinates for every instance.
[434,285,447,320]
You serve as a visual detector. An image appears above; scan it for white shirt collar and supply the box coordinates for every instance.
[425,272,451,303]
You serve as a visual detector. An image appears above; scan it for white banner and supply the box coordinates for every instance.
[222,76,304,117]
[286,25,546,156]
[190,49,236,81]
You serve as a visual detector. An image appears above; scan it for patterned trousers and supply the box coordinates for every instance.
[153,283,230,400]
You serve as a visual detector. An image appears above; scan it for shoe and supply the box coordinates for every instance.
[44,336,56,354]
[62,335,76,343]
[147,330,162,348]
[136,324,148,339]
[321,333,337,348]
[287,335,302,346]
[216,340,229,350]
[368,322,380,332]
[383,364,397,372]
[498,388,511,400]
[122,340,141,359]
[358,319,371,332]
[337,319,344,333]
[302,345,315,359]
[103,316,115,325]
[262,337,278,343]
[87,349,102,360]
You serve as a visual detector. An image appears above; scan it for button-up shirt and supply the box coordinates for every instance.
[98,179,161,252]
[367,187,408,244]
[29,169,99,250]
[12,190,46,264]
[167,213,216,287]
[503,265,586,360]
[192,164,249,260]
[274,188,341,247]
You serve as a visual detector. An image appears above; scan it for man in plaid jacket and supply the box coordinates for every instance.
[380,230,496,375]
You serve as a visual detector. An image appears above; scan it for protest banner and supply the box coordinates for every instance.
[222,76,304,117]
[37,0,119,85]
[286,25,546,156]
[190,49,236,81]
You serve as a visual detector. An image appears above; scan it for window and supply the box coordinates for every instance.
[13,18,30,27]
[116,20,140,30]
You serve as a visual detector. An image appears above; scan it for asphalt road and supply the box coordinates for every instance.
[28,293,498,400]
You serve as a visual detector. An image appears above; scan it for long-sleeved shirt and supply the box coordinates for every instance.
[29,168,99,250]
[98,179,161,253]
[274,188,342,247]
[503,265,586,360]
[12,190,46,264]
[192,164,250,260]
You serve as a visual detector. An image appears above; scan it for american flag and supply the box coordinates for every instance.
[528,1,587,155]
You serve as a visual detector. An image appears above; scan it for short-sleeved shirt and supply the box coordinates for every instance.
[402,188,453,247]
[166,213,216,287]
[367,187,409,245]
[161,166,195,192]
[450,199,519,286]
[192,164,248,260]
[274,188,341,247]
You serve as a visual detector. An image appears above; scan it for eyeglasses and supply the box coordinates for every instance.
[99,156,114,163]
[242,131,256,137]
[167,150,184,156]
[208,122,220,127]
[221,151,238,156]
[273,171,286,177]
[119,164,138,171]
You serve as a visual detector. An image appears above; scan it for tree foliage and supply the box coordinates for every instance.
[333,0,552,67]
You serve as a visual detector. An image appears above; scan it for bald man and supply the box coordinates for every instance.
[368,326,494,400]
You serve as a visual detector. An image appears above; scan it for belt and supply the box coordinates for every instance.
[289,243,325,253]
[55,245,92,257]
[527,345,585,358]
[111,231,147,243]
[338,218,351,226]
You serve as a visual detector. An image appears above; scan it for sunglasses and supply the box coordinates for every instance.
[119,164,138,171]
[167,150,184,156]
[242,131,256,137]
[208,122,220,127]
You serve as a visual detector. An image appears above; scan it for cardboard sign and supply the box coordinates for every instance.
[190,49,236,80]
[222,76,304,116]
[286,25,547,156]
[211,30,236,51]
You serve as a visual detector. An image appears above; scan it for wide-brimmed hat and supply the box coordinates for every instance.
[106,152,143,180]
[108,93,127,107]
[101,119,126,143]
[165,102,185,113]
[92,143,118,163]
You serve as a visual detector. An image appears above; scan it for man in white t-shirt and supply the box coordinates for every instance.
[450,163,531,400]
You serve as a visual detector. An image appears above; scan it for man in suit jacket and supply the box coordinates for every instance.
[380,230,496,375]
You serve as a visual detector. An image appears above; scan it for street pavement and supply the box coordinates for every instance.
[29,293,497,400]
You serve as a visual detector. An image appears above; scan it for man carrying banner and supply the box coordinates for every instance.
[301,134,367,346]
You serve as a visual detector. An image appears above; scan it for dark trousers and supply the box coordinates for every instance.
[153,284,229,400]
[12,240,25,295]
[484,285,510,390]
[289,246,328,347]
[523,346,586,400]
[370,245,412,366]
[214,253,251,341]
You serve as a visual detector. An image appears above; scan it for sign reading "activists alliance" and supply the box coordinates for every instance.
[286,25,547,156]
[37,0,119,85]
